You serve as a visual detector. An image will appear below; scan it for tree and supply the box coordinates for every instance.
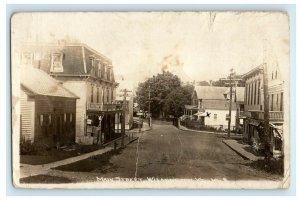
[163,85,194,118]
[197,81,210,86]
[136,71,181,118]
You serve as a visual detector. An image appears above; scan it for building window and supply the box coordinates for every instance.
[98,63,101,77]
[97,87,100,103]
[64,113,67,123]
[276,93,279,110]
[248,84,251,105]
[214,114,217,119]
[250,83,253,105]
[49,114,52,124]
[280,92,283,111]
[271,94,274,111]
[102,88,104,103]
[226,114,229,120]
[90,57,95,67]
[258,81,261,105]
[111,88,114,102]
[254,81,257,105]
[104,65,107,79]
[272,71,274,80]
[22,53,34,65]
[91,85,94,103]
[50,53,63,72]
[70,113,73,122]
[89,57,95,75]
[107,88,109,103]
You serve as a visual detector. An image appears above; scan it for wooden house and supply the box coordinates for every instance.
[191,86,245,131]
[20,66,78,147]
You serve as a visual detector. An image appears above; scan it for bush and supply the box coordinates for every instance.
[20,137,51,155]
[20,138,36,155]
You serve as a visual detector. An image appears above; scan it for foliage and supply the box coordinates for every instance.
[197,81,210,86]
[163,85,194,118]
[20,138,36,155]
[136,71,181,118]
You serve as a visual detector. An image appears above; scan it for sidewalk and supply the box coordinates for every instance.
[20,126,150,179]
[178,121,227,135]
[19,147,113,179]
[223,139,264,161]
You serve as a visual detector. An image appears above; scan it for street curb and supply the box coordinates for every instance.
[177,125,226,135]
[222,140,250,160]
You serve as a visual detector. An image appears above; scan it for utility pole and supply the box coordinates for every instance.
[148,84,151,127]
[263,63,270,164]
[262,39,271,165]
[227,68,233,138]
[120,89,132,147]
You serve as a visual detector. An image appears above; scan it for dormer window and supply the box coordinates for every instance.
[22,53,34,65]
[50,53,63,72]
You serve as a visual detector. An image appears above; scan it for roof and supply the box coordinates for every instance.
[21,66,78,99]
[21,43,115,79]
[242,65,263,79]
[193,86,228,100]
[194,86,244,102]
[184,105,198,110]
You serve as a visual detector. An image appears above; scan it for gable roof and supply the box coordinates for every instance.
[194,86,245,102]
[193,86,228,100]
[21,66,78,99]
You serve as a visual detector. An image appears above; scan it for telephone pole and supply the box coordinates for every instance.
[222,69,241,138]
[263,63,270,163]
[148,85,151,127]
[227,69,233,138]
[262,39,271,165]
[120,89,132,147]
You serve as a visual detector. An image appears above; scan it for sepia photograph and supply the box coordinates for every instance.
[10,11,290,189]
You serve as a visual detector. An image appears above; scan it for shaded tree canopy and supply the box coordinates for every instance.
[163,84,194,118]
[136,72,193,118]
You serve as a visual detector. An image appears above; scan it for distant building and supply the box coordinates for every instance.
[20,42,122,145]
[115,75,134,130]
[242,64,284,156]
[20,66,78,147]
[190,86,244,130]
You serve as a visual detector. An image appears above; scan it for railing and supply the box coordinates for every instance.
[248,110,284,121]
[88,103,123,111]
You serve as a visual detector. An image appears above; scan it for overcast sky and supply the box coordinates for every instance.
[12,12,289,86]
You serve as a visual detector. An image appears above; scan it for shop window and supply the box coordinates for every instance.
[70,113,73,122]
[49,114,52,124]
[64,113,67,123]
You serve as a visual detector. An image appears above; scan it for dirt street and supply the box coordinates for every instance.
[42,120,282,182]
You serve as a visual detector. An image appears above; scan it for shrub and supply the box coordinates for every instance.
[20,138,36,155]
